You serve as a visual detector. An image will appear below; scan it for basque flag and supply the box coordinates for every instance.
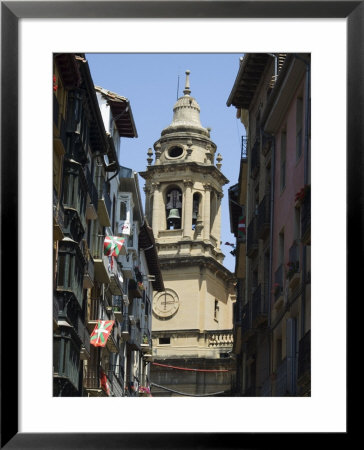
[90,320,115,347]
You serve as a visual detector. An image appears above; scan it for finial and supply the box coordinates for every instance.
[147,148,153,165]
[183,70,191,96]
[216,153,223,170]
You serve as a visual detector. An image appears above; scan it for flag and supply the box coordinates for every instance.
[104,236,125,269]
[90,320,115,347]
[100,369,111,396]
[238,215,246,239]
[103,236,125,258]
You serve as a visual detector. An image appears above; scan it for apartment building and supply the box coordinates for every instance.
[53,53,163,396]
[227,53,311,396]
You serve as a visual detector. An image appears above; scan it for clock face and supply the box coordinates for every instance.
[153,289,180,319]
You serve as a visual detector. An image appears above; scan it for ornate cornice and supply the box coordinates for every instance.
[139,161,229,185]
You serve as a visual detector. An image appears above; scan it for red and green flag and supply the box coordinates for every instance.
[103,236,125,257]
[90,320,115,347]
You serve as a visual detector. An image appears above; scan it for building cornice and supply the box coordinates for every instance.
[139,161,229,186]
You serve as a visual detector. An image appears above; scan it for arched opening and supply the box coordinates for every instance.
[165,187,182,229]
[192,192,201,230]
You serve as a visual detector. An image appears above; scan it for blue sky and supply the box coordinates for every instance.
[86,53,245,273]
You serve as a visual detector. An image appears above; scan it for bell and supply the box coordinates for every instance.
[192,211,198,220]
[167,208,181,220]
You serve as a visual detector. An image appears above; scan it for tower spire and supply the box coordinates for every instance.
[183,70,191,96]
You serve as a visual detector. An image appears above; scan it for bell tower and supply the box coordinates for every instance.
[140,71,235,396]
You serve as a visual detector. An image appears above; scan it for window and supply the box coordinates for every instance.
[168,146,183,158]
[159,337,170,345]
[120,202,127,221]
[192,192,201,229]
[280,131,286,191]
[214,299,220,322]
[166,188,182,229]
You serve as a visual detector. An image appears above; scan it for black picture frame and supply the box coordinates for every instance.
[1,1,359,448]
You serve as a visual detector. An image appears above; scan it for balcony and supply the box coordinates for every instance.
[118,254,134,278]
[53,292,59,325]
[76,315,91,360]
[256,194,271,240]
[106,369,124,397]
[108,258,124,296]
[129,324,142,350]
[53,188,65,241]
[251,284,268,326]
[93,253,110,285]
[56,242,85,310]
[53,333,80,392]
[112,296,123,321]
[97,183,112,227]
[84,165,98,220]
[83,367,103,396]
[140,333,152,352]
[246,216,258,258]
[121,317,131,339]
[106,323,119,353]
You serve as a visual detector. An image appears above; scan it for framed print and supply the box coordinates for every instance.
[1,1,360,448]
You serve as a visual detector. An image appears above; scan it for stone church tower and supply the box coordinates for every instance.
[140,71,236,396]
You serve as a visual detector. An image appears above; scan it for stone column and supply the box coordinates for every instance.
[203,183,211,242]
[183,179,193,239]
[151,182,162,236]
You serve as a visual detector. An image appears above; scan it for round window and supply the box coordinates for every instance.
[168,146,183,158]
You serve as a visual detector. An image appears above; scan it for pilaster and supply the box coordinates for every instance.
[183,179,193,239]
[203,183,212,242]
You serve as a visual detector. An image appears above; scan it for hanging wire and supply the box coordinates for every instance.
[150,382,227,397]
